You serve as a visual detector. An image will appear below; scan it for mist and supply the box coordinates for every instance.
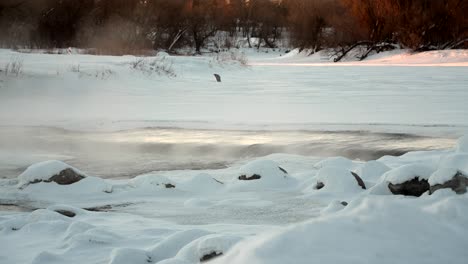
[0,125,456,179]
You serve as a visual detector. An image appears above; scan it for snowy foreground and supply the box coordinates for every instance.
[1,136,468,264]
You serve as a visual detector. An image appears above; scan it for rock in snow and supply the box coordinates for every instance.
[350,172,366,189]
[17,160,85,188]
[428,152,468,194]
[228,160,297,191]
[172,234,242,263]
[130,174,177,189]
[388,177,430,197]
[383,164,435,196]
[314,167,366,192]
[430,171,468,194]
[238,160,288,181]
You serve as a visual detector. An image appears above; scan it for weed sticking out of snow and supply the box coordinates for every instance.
[68,64,81,73]
[2,55,23,76]
[131,56,176,77]
[80,68,115,80]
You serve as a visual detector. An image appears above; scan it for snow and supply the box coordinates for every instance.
[109,248,150,264]
[255,49,468,67]
[1,49,468,134]
[320,200,347,214]
[228,159,297,191]
[21,176,113,201]
[1,142,468,263]
[355,160,391,182]
[429,167,460,186]
[314,156,355,170]
[170,234,242,263]
[438,154,468,174]
[214,196,468,264]
[428,153,468,185]
[456,135,468,153]
[130,174,176,189]
[178,173,224,193]
[148,230,213,262]
[17,160,85,187]
[383,163,436,184]
[311,166,364,193]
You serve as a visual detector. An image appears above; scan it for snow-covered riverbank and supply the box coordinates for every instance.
[1,136,467,264]
[1,48,468,264]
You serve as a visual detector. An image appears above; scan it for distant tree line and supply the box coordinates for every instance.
[0,0,466,55]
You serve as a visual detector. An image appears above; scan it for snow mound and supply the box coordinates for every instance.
[214,197,468,264]
[427,153,468,186]
[438,153,468,173]
[314,157,354,170]
[108,248,150,264]
[46,204,87,218]
[130,174,176,189]
[0,208,71,234]
[148,229,212,263]
[229,160,296,191]
[62,221,95,242]
[311,166,364,193]
[31,251,65,264]
[238,160,288,179]
[17,160,85,187]
[157,259,191,264]
[66,228,123,251]
[172,234,242,263]
[178,173,224,193]
[22,176,113,197]
[429,167,460,186]
[355,160,391,182]
[423,195,468,223]
[369,163,436,196]
[383,163,436,184]
[456,135,468,153]
[320,200,348,214]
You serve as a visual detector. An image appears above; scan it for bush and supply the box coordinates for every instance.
[131,56,176,77]
[3,56,23,76]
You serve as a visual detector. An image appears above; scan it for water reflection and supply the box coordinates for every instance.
[0,126,456,179]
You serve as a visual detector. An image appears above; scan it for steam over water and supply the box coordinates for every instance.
[0,126,456,179]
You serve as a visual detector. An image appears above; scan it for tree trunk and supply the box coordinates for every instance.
[334,41,373,62]
[167,28,187,52]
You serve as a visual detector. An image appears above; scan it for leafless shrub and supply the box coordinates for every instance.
[131,56,176,77]
[3,56,23,76]
[68,64,80,73]
[72,67,115,80]
[92,68,115,80]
